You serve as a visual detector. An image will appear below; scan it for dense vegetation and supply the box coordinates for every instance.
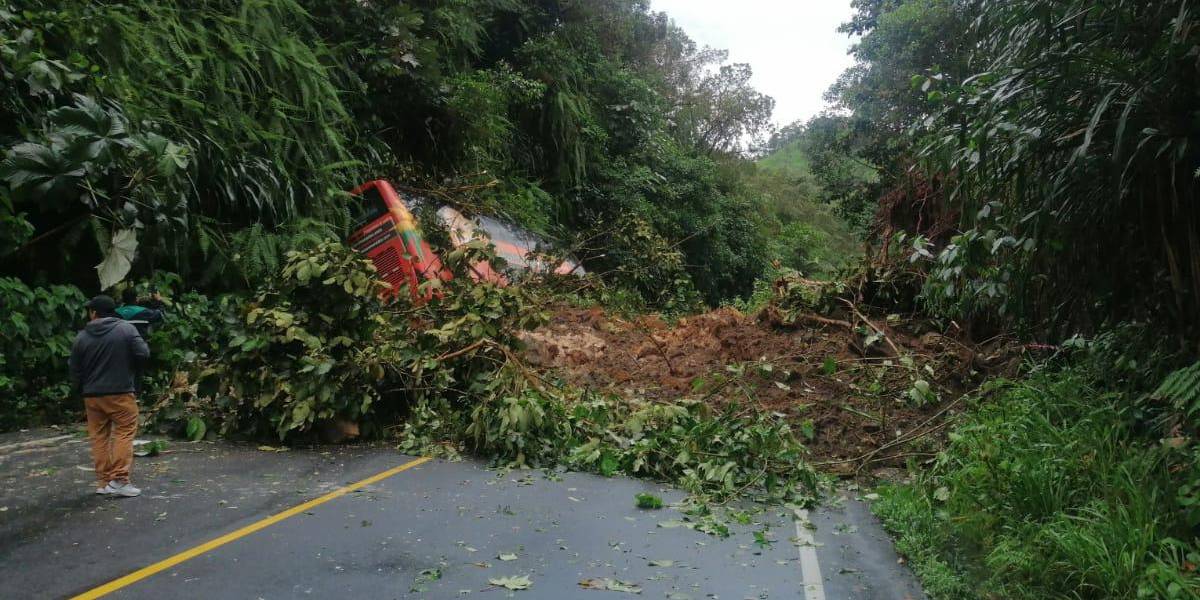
[809,0,1200,597]
[0,0,842,307]
[804,0,1199,339]
[5,1,1200,596]
[0,0,853,429]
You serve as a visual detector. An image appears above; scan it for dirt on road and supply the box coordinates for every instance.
[522,301,1021,474]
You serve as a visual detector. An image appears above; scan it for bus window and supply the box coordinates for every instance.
[351,186,387,231]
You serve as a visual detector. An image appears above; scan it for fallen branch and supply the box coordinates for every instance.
[839,298,904,358]
[815,394,965,470]
[797,313,853,329]
[839,404,883,424]
[635,322,678,376]
[436,339,487,362]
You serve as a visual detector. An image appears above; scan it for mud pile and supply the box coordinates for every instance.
[523,303,1019,473]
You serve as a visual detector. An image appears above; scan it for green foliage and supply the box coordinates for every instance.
[876,366,1200,599]
[0,0,371,288]
[0,0,817,307]
[148,238,545,440]
[923,0,1200,330]
[0,277,85,429]
[590,216,703,313]
[832,0,1200,334]
[155,241,388,439]
[404,389,820,505]
[761,116,880,233]
[196,218,340,289]
[634,493,664,509]
[1153,361,1200,427]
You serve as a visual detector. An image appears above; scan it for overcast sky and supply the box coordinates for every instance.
[650,0,857,129]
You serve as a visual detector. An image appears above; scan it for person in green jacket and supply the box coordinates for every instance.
[117,289,166,394]
[117,289,165,338]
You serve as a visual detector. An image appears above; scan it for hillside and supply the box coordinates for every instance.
[757,137,817,179]
[749,136,862,276]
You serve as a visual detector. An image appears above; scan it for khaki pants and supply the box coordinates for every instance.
[84,394,139,486]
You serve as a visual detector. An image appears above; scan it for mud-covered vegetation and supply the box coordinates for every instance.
[135,241,821,507]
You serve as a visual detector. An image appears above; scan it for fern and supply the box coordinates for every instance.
[1153,362,1200,418]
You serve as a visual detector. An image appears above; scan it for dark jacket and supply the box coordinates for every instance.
[69,317,150,397]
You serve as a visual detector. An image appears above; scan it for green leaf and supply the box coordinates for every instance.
[635,493,664,509]
[599,452,619,476]
[50,94,129,163]
[822,356,837,375]
[0,142,85,200]
[933,486,950,502]
[25,59,81,96]
[96,228,138,290]
[129,132,189,176]
[186,417,207,442]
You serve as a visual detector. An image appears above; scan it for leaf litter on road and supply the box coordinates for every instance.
[579,578,643,593]
[488,575,532,590]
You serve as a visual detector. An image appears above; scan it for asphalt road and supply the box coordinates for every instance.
[0,430,924,599]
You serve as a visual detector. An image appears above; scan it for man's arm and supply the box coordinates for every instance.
[68,333,84,394]
[127,323,150,367]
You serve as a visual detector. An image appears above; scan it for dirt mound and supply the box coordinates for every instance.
[523,303,1017,474]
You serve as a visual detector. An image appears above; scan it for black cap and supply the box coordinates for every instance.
[85,295,117,315]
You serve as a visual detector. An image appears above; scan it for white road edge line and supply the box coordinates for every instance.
[796,509,827,600]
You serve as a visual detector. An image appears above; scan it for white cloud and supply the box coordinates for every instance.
[650,0,857,128]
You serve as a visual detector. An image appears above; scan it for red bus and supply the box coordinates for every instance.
[347,180,450,300]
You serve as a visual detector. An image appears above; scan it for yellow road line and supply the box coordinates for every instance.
[72,456,433,600]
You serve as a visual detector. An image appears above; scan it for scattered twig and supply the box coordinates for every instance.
[839,298,904,358]
[839,404,883,424]
[815,394,965,470]
[864,451,937,465]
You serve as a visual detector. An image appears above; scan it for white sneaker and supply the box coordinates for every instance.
[105,481,141,497]
[95,485,112,495]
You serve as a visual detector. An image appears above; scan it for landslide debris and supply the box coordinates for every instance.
[523,278,1022,474]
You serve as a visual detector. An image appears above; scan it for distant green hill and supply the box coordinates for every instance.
[748,139,862,276]
[757,138,815,180]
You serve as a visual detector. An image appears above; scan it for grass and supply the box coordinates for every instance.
[874,368,1200,599]
[635,492,664,509]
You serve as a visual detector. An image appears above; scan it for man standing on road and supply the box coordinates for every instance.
[69,295,149,498]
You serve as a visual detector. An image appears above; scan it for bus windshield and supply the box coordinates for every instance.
[351,186,387,230]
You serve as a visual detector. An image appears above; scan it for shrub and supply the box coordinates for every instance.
[148,238,545,441]
[0,278,85,430]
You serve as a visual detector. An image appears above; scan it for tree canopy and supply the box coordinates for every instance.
[0,0,807,305]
